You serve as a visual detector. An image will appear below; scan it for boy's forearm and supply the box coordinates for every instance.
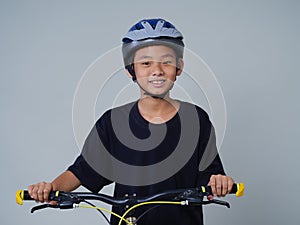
[51,170,81,192]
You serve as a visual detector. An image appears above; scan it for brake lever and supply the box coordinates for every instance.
[31,203,59,213]
[201,199,230,208]
[31,199,81,213]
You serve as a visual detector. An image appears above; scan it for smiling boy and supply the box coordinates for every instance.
[130,45,182,123]
[28,18,234,225]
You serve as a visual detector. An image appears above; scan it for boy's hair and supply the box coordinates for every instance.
[122,18,185,81]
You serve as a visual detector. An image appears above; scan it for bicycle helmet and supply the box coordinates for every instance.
[122,18,185,81]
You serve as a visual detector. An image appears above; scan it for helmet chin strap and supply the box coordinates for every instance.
[143,90,168,99]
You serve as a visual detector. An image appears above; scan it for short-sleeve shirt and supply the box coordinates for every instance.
[68,101,225,225]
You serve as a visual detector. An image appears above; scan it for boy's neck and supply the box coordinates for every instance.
[138,96,180,124]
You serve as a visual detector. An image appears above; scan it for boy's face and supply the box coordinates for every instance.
[129,45,183,97]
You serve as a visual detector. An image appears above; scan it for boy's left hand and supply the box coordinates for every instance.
[208,174,234,199]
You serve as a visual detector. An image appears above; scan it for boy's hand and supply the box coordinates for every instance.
[28,182,54,203]
[208,174,234,199]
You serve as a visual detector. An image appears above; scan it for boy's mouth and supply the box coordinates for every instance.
[149,79,166,85]
[148,80,167,88]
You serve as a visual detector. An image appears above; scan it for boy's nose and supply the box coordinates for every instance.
[151,62,164,76]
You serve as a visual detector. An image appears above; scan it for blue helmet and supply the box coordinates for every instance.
[122,18,185,80]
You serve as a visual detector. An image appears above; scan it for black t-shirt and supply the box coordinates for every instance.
[68,101,225,225]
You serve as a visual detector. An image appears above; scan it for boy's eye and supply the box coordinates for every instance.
[140,61,151,66]
[137,60,175,66]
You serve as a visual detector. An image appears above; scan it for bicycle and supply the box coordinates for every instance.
[16,182,244,225]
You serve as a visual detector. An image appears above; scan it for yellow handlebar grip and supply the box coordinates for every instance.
[16,190,24,205]
[235,183,245,197]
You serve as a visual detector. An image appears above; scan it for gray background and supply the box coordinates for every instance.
[1,0,299,225]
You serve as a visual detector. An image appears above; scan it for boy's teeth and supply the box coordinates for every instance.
[151,80,164,84]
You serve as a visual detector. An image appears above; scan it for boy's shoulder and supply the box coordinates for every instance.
[179,100,210,119]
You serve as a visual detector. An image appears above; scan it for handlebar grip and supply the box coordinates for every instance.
[232,183,244,197]
[16,190,28,205]
[23,190,33,200]
[201,182,244,197]
[16,190,60,205]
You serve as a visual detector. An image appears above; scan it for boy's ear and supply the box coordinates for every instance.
[176,58,184,76]
[125,65,137,82]
[125,68,133,79]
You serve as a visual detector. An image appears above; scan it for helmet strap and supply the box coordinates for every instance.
[125,64,136,82]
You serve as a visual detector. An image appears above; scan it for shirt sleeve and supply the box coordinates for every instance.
[67,112,113,193]
[197,153,225,186]
[196,107,226,186]
[68,154,112,193]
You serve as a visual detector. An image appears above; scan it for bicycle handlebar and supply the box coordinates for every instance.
[16,183,244,207]
[16,183,244,225]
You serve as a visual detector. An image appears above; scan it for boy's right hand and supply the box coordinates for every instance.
[28,182,54,203]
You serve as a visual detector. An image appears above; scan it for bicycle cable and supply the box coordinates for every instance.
[118,201,184,225]
[81,200,111,225]
[135,205,160,224]
[79,203,133,225]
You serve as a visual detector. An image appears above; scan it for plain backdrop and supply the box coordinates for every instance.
[1,0,299,225]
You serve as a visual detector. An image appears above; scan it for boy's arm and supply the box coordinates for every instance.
[27,170,81,203]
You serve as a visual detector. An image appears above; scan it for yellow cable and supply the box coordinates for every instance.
[79,204,133,225]
[118,201,182,225]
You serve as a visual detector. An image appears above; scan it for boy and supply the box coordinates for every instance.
[28,18,234,225]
